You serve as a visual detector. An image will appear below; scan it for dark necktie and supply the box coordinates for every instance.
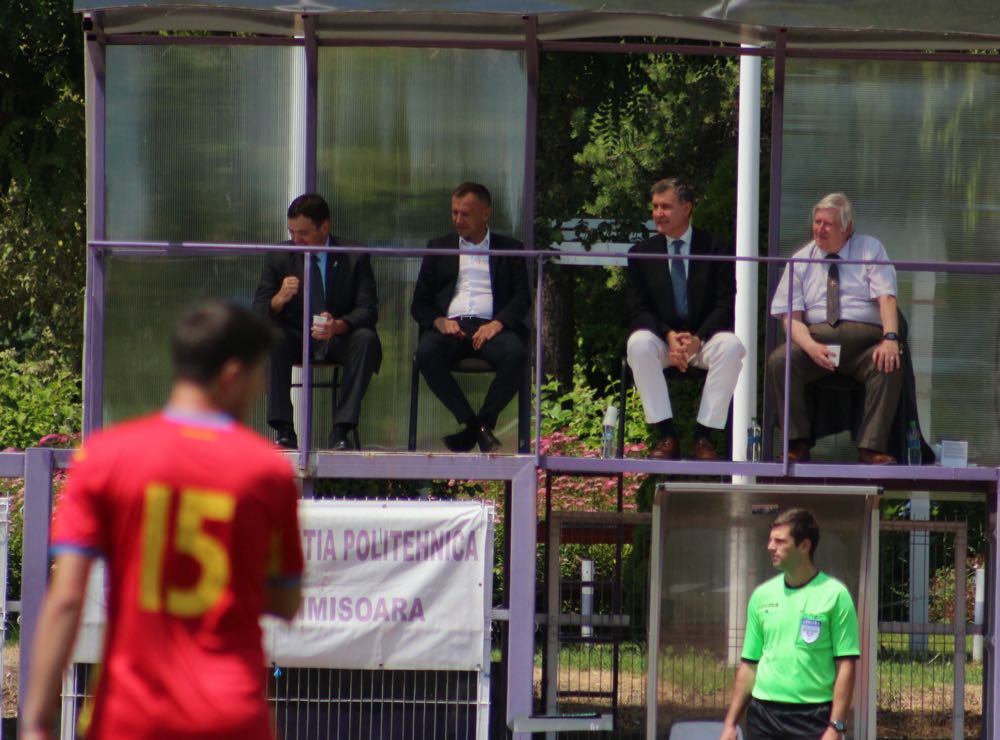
[825,253,840,326]
[309,255,329,359]
[670,239,688,322]
[309,254,326,317]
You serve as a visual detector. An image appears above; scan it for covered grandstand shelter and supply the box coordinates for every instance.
[25,0,1000,736]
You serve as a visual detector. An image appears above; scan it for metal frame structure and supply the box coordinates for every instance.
[4,3,995,737]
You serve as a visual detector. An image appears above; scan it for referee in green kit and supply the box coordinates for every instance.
[720,509,860,740]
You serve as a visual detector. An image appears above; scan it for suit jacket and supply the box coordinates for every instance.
[252,237,379,340]
[625,227,736,342]
[410,232,531,341]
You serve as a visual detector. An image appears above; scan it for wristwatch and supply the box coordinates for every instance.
[882,332,899,342]
[829,719,846,732]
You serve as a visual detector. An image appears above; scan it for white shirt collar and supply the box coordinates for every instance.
[666,225,693,252]
[459,229,491,250]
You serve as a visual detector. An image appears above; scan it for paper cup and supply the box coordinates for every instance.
[827,344,841,367]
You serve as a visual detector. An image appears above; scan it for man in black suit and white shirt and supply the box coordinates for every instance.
[626,178,745,460]
[252,193,382,450]
[411,182,530,453]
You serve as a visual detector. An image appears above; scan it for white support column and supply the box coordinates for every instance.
[732,49,761,470]
[727,48,761,667]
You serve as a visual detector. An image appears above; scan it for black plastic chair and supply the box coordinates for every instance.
[291,361,360,449]
[408,354,531,453]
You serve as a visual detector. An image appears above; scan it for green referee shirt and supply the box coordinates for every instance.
[741,571,860,704]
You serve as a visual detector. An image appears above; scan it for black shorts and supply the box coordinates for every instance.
[746,698,833,739]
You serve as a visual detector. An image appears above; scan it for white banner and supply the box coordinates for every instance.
[264,499,494,671]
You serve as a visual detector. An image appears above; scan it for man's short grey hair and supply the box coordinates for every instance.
[813,192,854,232]
[650,178,695,205]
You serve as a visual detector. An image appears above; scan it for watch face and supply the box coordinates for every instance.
[831,720,846,731]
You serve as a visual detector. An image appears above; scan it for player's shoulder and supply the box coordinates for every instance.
[71,413,162,460]
[226,424,297,474]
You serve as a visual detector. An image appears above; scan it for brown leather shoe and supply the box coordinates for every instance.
[692,437,720,461]
[858,448,896,465]
[649,436,681,460]
[778,440,811,463]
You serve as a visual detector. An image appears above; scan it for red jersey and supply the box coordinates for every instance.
[51,410,304,740]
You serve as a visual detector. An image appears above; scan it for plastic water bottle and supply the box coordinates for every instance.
[747,417,762,462]
[907,421,922,466]
[601,405,619,458]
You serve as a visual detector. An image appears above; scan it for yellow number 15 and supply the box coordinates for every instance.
[139,484,236,617]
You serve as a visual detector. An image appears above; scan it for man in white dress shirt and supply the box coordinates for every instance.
[767,192,902,464]
[411,182,530,452]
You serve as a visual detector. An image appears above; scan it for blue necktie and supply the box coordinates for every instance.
[670,239,688,322]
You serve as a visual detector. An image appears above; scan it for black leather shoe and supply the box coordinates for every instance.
[477,425,501,453]
[274,426,298,450]
[328,426,351,451]
[444,425,479,453]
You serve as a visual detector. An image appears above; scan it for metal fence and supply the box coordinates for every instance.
[877,515,982,739]
[64,665,482,740]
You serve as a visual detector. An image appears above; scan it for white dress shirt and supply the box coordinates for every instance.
[447,230,494,320]
[770,233,897,326]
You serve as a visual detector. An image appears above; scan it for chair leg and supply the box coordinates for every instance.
[408,353,420,452]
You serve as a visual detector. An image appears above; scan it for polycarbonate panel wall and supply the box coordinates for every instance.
[102,45,297,430]
[99,43,528,450]
[778,59,1000,466]
[316,47,528,451]
[105,45,298,242]
[648,486,874,735]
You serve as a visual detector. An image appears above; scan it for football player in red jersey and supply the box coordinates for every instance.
[24,301,304,740]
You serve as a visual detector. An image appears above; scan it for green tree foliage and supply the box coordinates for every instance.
[535,46,760,395]
[0,0,86,365]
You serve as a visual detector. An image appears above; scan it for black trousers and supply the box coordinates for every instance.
[415,318,525,430]
[746,698,834,739]
[267,326,382,431]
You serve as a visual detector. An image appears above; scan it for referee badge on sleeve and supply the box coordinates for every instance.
[800,617,822,644]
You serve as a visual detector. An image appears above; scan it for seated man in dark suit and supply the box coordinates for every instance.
[410,182,530,453]
[626,178,745,460]
[252,193,382,450]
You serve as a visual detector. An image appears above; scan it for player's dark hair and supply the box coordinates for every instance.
[287,193,331,226]
[172,301,274,384]
[452,181,492,207]
[772,508,820,559]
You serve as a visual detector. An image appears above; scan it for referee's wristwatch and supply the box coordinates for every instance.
[828,719,846,733]
[882,331,899,342]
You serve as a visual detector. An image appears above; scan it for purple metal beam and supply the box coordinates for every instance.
[83,23,107,437]
[765,28,787,465]
[18,448,56,710]
[991,479,1000,739]
[299,250,316,472]
[303,14,318,192]
[0,452,24,478]
[311,450,533,480]
[506,460,539,737]
[85,239,1000,275]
